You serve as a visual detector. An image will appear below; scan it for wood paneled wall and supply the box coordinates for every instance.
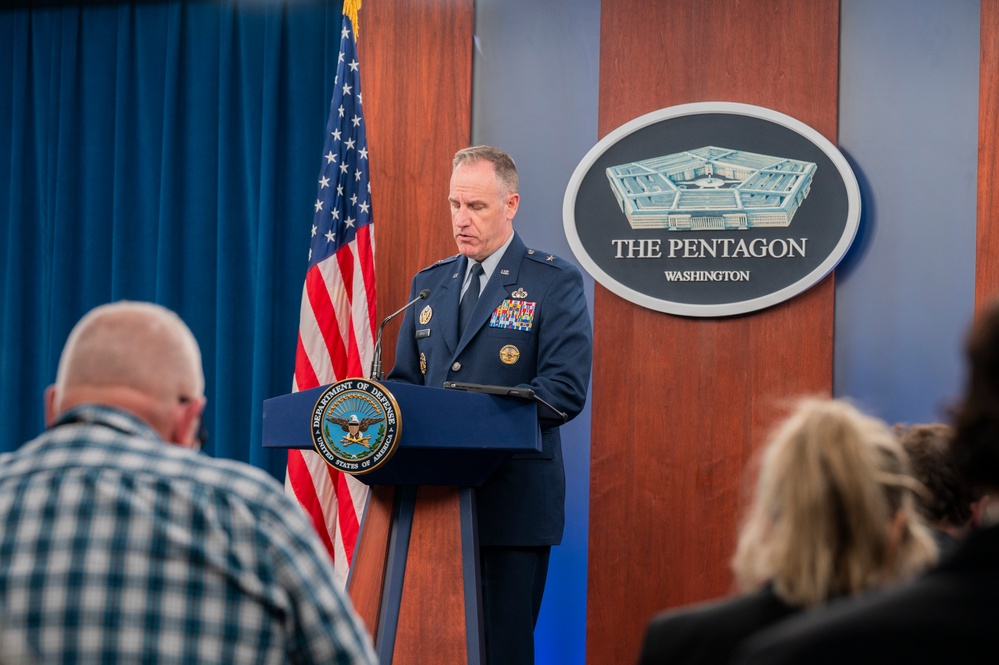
[362,0,474,372]
[349,0,473,648]
[978,0,999,307]
[586,3,841,664]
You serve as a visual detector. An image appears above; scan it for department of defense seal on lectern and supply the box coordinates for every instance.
[310,379,401,474]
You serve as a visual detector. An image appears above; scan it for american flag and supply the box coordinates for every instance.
[285,0,376,590]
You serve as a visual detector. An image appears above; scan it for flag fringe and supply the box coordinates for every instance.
[344,0,361,35]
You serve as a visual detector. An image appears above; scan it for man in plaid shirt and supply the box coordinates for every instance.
[0,301,377,664]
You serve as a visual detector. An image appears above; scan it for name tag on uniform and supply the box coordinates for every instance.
[416,329,431,339]
[490,300,536,332]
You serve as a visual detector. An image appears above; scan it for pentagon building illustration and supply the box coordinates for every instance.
[606,147,817,230]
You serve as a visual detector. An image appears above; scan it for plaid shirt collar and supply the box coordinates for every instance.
[51,403,161,441]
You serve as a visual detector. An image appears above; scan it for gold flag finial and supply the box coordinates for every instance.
[344,0,361,36]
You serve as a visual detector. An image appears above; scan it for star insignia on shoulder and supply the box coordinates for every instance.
[546,255,555,261]
[432,254,459,268]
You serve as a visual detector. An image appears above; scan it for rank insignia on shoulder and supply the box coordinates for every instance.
[423,254,458,272]
[511,287,528,299]
[419,305,433,324]
[490,299,537,332]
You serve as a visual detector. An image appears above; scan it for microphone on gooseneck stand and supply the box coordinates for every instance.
[369,289,431,381]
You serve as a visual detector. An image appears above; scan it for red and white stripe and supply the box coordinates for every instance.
[286,224,376,589]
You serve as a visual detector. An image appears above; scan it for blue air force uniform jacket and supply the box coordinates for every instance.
[387,232,592,547]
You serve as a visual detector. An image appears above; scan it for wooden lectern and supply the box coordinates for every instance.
[262,381,541,665]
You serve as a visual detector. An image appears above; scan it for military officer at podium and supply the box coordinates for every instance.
[389,145,593,664]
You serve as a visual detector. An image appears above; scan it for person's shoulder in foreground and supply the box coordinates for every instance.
[0,301,376,665]
[636,586,796,665]
[734,527,999,664]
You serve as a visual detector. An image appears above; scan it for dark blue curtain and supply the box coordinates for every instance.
[0,0,342,480]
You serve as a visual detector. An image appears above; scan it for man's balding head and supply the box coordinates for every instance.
[47,301,205,447]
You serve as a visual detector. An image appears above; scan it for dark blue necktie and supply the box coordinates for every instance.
[458,262,483,334]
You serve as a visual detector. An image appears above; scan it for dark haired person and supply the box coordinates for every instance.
[895,422,986,556]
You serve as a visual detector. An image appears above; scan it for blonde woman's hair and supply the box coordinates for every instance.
[732,398,937,608]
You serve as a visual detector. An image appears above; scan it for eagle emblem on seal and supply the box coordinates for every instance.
[326,413,384,448]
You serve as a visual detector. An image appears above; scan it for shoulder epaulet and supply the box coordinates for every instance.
[418,254,460,274]
[524,248,572,269]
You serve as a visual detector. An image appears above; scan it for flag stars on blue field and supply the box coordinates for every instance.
[308,14,371,267]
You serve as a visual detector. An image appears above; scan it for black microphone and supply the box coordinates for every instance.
[369,288,431,380]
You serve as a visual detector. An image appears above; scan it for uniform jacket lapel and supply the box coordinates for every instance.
[436,255,465,356]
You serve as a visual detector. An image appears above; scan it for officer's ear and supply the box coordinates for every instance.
[505,192,520,221]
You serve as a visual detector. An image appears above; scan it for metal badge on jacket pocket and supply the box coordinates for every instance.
[500,345,520,365]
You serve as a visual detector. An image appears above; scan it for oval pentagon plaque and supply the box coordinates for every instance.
[563,102,861,317]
